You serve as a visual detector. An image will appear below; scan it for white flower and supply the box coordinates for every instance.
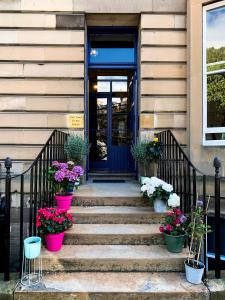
[142,177,151,185]
[149,177,165,188]
[168,193,180,207]
[141,184,148,193]
[162,183,173,193]
[146,185,156,196]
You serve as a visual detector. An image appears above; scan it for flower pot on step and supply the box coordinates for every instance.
[164,233,186,253]
[184,259,205,284]
[154,198,167,213]
[55,194,73,211]
[45,232,65,252]
[24,236,41,259]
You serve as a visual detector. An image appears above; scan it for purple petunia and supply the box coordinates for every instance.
[54,170,65,182]
[72,166,84,176]
[179,214,187,223]
[196,200,203,207]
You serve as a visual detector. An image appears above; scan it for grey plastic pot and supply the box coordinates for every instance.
[184,259,205,284]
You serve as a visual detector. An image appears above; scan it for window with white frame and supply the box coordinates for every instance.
[203,2,225,145]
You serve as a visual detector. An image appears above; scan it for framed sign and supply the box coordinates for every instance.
[67,114,84,129]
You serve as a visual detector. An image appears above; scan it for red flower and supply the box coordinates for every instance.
[173,218,181,225]
[174,208,181,216]
[167,211,174,216]
[165,224,173,232]
[159,226,164,233]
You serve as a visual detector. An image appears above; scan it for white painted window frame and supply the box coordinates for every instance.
[202,1,225,146]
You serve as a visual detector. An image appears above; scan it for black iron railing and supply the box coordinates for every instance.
[157,129,222,279]
[0,130,68,280]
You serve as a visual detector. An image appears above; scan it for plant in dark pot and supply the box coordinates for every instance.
[36,207,73,252]
[185,196,211,284]
[48,161,84,211]
[159,208,188,253]
[131,137,162,183]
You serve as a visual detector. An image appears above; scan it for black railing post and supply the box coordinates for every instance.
[214,156,221,279]
[4,157,12,281]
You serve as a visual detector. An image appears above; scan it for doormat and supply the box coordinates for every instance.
[92,179,126,183]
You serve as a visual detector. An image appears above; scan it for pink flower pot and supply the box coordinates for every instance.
[45,232,65,252]
[55,194,73,211]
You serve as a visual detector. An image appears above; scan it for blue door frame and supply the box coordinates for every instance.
[85,27,138,176]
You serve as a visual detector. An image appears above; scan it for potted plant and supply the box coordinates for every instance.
[64,134,89,167]
[159,208,188,253]
[36,207,73,252]
[184,196,211,284]
[141,177,175,212]
[48,161,84,210]
[24,236,41,260]
[131,140,150,183]
[131,137,162,183]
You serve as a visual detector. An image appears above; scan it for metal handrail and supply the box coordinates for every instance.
[157,129,222,279]
[0,129,68,280]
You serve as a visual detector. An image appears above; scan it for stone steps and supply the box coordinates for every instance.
[15,272,209,300]
[15,181,209,299]
[41,244,188,272]
[71,206,164,224]
[64,224,164,245]
[73,195,149,206]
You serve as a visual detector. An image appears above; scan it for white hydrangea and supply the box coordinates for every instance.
[162,182,173,193]
[142,177,151,185]
[146,185,156,196]
[168,193,180,207]
[141,184,148,193]
[149,177,165,188]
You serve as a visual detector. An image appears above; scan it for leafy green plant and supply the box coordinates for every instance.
[131,137,162,176]
[64,134,89,165]
[131,140,149,176]
[187,196,211,268]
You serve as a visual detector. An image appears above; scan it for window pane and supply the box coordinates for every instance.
[97,81,110,92]
[89,32,135,64]
[207,73,225,127]
[206,133,225,141]
[112,81,128,92]
[206,6,225,65]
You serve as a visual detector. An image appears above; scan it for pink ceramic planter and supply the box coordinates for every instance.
[55,194,73,211]
[45,232,65,252]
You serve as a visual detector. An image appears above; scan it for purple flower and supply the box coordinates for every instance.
[65,170,78,182]
[196,200,203,207]
[179,214,187,223]
[72,166,84,176]
[54,170,65,182]
[59,163,68,170]
[52,161,60,168]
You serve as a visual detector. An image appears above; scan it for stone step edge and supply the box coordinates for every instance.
[15,272,209,299]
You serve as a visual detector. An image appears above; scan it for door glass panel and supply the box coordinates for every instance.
[97,81,110,92]
[112,81,128,92]
[89,97,108,161]
[112,97,129,145]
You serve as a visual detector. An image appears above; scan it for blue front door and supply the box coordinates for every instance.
[89,75,136,172]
